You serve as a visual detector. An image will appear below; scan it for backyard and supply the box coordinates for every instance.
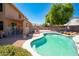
[0,3,79,56]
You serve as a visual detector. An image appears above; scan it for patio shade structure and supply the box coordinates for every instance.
[64,17,79,26]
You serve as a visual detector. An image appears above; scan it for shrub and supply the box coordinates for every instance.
[0,45,32,56]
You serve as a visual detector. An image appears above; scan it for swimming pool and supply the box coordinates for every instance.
[31,33,78,56]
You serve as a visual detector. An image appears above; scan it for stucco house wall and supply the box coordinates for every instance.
[4,4,19,20]
[0,3,33,37]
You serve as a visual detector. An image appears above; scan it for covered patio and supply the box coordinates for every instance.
[0,18,31,38]
[3,18,24,36]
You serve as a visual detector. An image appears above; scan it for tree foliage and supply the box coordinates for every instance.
[45,3,74,25]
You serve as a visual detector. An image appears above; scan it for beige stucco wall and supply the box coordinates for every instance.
[23,20,29,35]
[29,23,32,28]
[4,4,19,20]
[0,12,4,21]
[0,3,33,36]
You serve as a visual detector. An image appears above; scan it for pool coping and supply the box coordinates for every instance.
[22,31,79,56]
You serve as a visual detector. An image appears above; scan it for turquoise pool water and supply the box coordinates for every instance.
[31,33,78,56]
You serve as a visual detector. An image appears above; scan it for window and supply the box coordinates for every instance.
[0,21,3,30]
[0,3,3,12]
[11,23,16,26]
[11,23,16,29]
[26,23,28,27]
[19,14,21,19]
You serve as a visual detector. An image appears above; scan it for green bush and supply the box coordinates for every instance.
[0,45,32,56]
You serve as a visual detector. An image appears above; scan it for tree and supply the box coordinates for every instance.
[45,3,74,25]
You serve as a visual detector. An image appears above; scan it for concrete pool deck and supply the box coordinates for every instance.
[0,30,46,48]
[73,35,79,54]
[0,34,33,47]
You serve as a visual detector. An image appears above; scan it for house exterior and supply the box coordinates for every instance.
[0,3,33,37]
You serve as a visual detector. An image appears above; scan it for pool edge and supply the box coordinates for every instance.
[22,31,79,56]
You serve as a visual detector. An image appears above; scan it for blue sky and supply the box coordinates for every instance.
[15,3,79,24]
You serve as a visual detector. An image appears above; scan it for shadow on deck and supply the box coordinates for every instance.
[0,34,33,47]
